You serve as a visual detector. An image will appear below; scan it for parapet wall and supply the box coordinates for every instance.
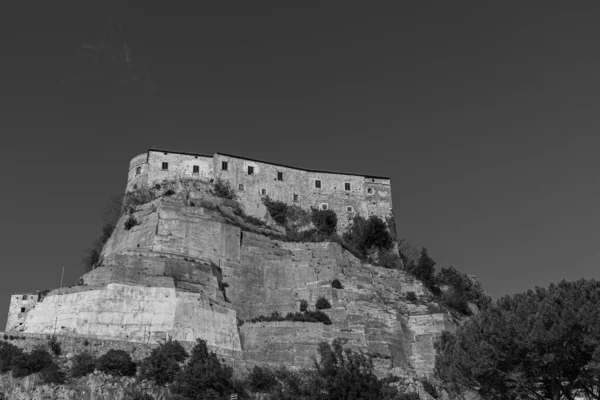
[125,150,394,232]
[9,283,242,357]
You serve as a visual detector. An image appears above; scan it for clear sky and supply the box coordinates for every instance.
[2,1,600,328]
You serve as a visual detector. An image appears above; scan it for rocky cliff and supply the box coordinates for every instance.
[6,179,456,382]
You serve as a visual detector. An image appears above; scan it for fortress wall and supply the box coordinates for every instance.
[212,153,393,231]
[10,283,241,354]
[6,294,39,332]
[125,151,394,233]
[127,153,149,192]
[147,150,213,186]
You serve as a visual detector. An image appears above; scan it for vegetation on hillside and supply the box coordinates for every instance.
[435,279,600,400]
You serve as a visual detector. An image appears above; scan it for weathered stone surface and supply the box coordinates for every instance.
[0,371,170,400]
[7,196,455,377]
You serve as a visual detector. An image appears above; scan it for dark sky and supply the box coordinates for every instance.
[2,1,600,327]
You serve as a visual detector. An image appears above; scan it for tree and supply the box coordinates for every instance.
[343,215,393,257]
[139,339,188,385]
[171,338,237,399]
[309,339,384,400]
[406,248,439,295]
[435,279,600,400]
[96,349,136,377]
[311,209,338,235]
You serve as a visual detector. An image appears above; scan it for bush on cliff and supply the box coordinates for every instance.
[12,346,54,378]
[299,299,308,312]
[0,341,23,372]
[41,362,66,384]
[214,179,235,200]
[436,266,491,315]
[405,247,440,295]
[71,352,96,377]
[263,197,288,225]
[331,279,343,289]
[171,338,240,400]
[343,215,393,257]
[248,365,278,392]
[315,297,331,310]
[311,208,337,235]
[47,335,61,356]
[246,310,332,325]
[140,339,188,385]
[124,215,139,231]
[96,349,136,377]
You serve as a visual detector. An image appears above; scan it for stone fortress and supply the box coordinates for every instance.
[127,149,394,231]
[4,149,453,379]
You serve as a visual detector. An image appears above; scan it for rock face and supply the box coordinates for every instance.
[0,372,169,400]
[6,180,455,377]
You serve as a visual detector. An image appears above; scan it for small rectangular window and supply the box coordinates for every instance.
[345,183,351,191]
[162,162,168,170]
[261,188,267,195]
[136,166,141,176]
[315,180,322,189]
[222,161,228,170]
[193,165,199,173]
[238,184,244,191]
[22,295,27,300]
[248,166,254,175]
[321,203,328,210]
[293,194,298,202]
[20,307,25,313]
[277,172,283,181]
[367,188,373,194]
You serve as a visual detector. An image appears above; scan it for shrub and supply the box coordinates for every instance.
[299,299,308,312]
[378,249,402,269]
[41,362,66,384]
[12,347,54,378]
[405,248,440,295]
[71,352,96,377]
[164,189,176,196]
[0,341,23,372]
[48,336,61,356]
[248,365,278,392]
[315,297,331,310]
[96,349,136,377]
[139,339,188,385]
[311,208,337,235]
[246,310,332,325]
[171,338,236,399]
[437,266,491,315]
[406,291,417,301]
[2,334,7,340]
[422,379,439,399]
[331,279,343,289]
[262,197,288,225]
[124,216,139,231]
[214,179,234,199]
[124,389,154,400]
[310,339,384,399]
[343,215,393,257]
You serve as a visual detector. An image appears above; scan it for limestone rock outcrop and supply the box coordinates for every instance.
[7,180,456,377]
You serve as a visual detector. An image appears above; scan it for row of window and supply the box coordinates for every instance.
[139,162,374,195]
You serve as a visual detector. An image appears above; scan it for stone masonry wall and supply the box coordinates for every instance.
[9,283,242,356]
[125,150,393,232]
[6,294,39,332]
